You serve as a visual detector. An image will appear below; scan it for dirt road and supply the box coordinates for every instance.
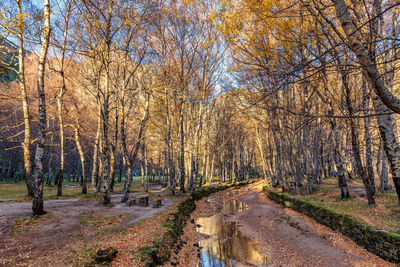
[170,182,395,267]
[0,193,175,266]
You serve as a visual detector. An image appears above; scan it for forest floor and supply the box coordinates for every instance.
[0,184,182,266]
[288,177,400,233]
[169,181,395,267]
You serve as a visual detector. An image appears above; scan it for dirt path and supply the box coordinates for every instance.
[0,192,175,266]
[170,182,395,267]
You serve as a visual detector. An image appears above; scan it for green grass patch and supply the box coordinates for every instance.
[0,177,144,203]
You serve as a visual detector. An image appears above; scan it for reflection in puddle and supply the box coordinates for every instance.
[196,199,268,267]
[207,198,249,215]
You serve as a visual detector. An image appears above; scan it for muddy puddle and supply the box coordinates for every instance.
[196,195,269,267]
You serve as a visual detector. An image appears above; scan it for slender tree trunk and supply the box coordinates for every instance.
[120,104,132,203]
[97,137,103,193]
[165,89,175,195]
[255,126,268,181]
[121,95,150,202]
[56,85,65,196]
[99,3,115,205]
[73,124,86,194]
[141,142,147,191]
[194,151,200,188]
[379,146,390,192]
[332,0,400,114]
[100,90,111,205]
[118,157,123,183]
[329,111,350,199]
[16,0,34,197]
[362,78,375,198]
[109,150,115,192]
[205,150,210,183]
[232,151,236,182]
[371,94,400,202]
[141,143,146,187]
[55,0,71,197]
[145,160,150,192]
[120,101,133,202]
[179,103,185,192]
[91,104,101,195]
[343,72,375,204]
[47,122,53,186]
[109,103,118,192]
[189,155,195,190]
[32,0,50,215]
[120,103,132,203]
[210,154,215,184]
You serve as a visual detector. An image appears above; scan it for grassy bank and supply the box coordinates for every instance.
[264,186,400,263]
[273,177,400,233]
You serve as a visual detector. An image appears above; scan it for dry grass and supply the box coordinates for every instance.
[106,200,184,267]
[62,199,185,266]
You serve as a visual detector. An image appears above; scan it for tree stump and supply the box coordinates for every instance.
[153,199,162,208]
[94,247,118,263]
[137,194,149,207]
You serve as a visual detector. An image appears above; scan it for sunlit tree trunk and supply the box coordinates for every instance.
[56,88,65,196]
[55,0,71,197]
[378,143,390,192]
[141,142,147,191]
[32,0,50,215]
[100,73,111,205]
[343,70,375,204]
[16,0,34,197]
[91,105,101,195]
[255,125,268,183]
[121,95,150,202]
[329,109,350,199]
[362,78,375,199]
[72,122,86,194]
[179,103,185,192]
[120,105,132,202]
[210,154,215,184]
[165,88,175,195]
[333,0,400,203]
[109,103,118,192]
[332,0,400,114]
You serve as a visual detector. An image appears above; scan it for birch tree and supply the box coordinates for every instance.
[32,0,51,215]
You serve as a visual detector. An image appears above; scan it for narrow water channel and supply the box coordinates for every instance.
[196,195,269,267]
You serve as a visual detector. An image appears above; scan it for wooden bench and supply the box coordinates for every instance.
[126,198,136,207]
[137,194,149,207]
